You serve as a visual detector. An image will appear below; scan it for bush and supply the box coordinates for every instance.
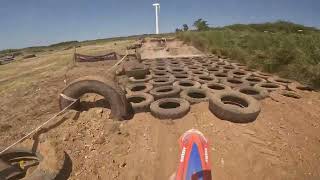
[177,22,320,88]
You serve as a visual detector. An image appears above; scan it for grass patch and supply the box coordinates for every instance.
[177,21,320,88]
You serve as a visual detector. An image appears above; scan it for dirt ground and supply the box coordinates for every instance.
[1,38,320,180]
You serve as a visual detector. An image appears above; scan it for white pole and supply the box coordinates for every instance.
[153,3,160,34]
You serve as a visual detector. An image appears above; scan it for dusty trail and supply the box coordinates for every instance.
[0,38,320,180]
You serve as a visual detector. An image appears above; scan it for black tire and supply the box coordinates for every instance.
[222,65,237,71]
[180,88,210,104]
[187,65,202,71]
[150,85,181,100]
[207,67,223,74]
[235,86,269,100]
[212,72,230,82]
[149,77,175,87]
[173,73,192,80]
[209,90,261,123]
[126,92,154,113]
[190,70,209,76]
[228,70,251,79]
[201,82,232,93]
[151,66,167,73]
[221,78,249,88]
[59,76,133,120]
[151,71,172,78]
[150,98,190,119]
[128,75,152,83]
[173,79,201,90]
[252,71,273,80]
[254,82,286,92]
[288,82,313,92]
[241,76,266,86]
[0,141,67,180]
[267,77,294,86]
[194,75,219,84]
[167,67,188,74]
[125,83,153,94]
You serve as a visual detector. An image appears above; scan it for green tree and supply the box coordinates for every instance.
[183,24,189,31]
[175,28,182,33]
[193,18,209,31]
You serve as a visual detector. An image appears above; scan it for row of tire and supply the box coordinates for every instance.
[124,56,312,122]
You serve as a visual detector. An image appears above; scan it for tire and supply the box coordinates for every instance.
[149,77,175,87]
[288,82,313,92]
[187,65,202,71]
[201,82,232,94]
[0,141,67,180]
[252,71,273,80]
[151,71,172,78]
[221,78,249,88]
[228,70,251,79]
[209,90,261,123]
[151,66,167,73]
[194,75,219,84]
[267,77,294,86]
[254,82,286,92]
[172,73,192,80]
[272,90,302,99]
[167,67,188,74]
[150,85,181,100]
[59,76,133,120]
[128,75,152,83]
[207,67,223,74]
[150,98,190,119]
[190,70,209,76]
[242,76,266,86]
[235,86,269,100]
[212,72,230,82]
[173,79,201,90]
[125,83,153,94]
[222,65,238,71]
[126,92,154,113]
[180,88,210,104]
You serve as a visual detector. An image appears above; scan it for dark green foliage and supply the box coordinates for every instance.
[177,21,320,88]
[193,19,209,31]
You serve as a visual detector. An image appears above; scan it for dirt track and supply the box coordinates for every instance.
[1,39,320,180]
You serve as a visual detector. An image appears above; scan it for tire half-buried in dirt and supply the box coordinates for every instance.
[126,92,154,113]
[0,141,67,180]
[59,76,133,120]
[209,90,261,123]
[150,98,190,119]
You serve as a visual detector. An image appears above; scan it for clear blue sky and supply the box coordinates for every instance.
[0,0,319,50]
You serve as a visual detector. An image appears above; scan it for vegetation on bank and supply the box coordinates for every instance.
[177,21,320,88]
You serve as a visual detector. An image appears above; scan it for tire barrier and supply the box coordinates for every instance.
[194,75,219,84]
[180,88,210,104]
[254,82,286,92]
[209,90,261,123]
[221,78,249,89]
[288,82,313,92]
[173,79,201,90]
[228,70,251,79]
[125,83,153,94]
[201,82,232,94]
[267,77,294,86]
[150,85,181,100]
[235,86,269,100]
[242,76,266,86]
[150,98,190,119]
[149,77,175,87]
[126,93,154,113]
[74,52,117,62]
[59,76,133,120]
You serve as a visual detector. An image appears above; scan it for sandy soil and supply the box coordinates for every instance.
[1,38,320,180]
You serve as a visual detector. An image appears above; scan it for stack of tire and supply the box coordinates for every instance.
[125,55,313,122]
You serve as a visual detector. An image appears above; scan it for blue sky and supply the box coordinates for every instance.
[0,0,319,50]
